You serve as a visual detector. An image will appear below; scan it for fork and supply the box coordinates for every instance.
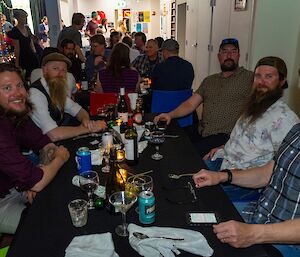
[168,173,194,179]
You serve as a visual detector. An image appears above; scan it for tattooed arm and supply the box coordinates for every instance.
[39,143,58,165]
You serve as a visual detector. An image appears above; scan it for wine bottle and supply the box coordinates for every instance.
[125,115,139,166]
[105,148,125,214]
[80,62,88,91]
[117,87,128,123]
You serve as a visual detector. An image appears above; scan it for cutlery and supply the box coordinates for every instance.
[72,133,102,140]
[168,173,194,179]
[164,134,179,138]
[133,232,184,241]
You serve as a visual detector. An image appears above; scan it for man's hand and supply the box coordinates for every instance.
[213,221,259,248]
[82,119,107,132]
[202,146,223,160]
[153,113,172,125]
[94,56,104,66]
[192,169,223,188]
[53,145,70,163]
[26,190,37,204]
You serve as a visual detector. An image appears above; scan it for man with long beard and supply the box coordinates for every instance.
[0,63,70,234]
[154,38,253,157]
[201,56,299,202]
[29,53,106,142]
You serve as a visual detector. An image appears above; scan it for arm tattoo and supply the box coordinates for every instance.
[39,145,57,165]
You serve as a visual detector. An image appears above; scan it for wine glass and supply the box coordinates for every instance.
[109,191,137,237]
[126,175,153,213]
[79,171,99,209]
[149,131,165,160]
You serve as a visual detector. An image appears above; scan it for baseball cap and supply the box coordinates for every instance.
[161,39,179,52]
[219,38,239,51]
[255,56,288,89]
[41,53,72,68]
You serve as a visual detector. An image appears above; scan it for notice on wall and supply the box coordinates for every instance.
[138,12,144,22]
[144,11,150,22]
[136,23,142,32]
[142,23,148,33]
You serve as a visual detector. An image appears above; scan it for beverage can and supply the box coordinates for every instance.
[139,191,155,224]
[75,147,92,173]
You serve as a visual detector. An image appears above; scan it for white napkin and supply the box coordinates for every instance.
[90,149,103,165]
[128,223,213,257]
[65,233,119,257]
[138,141,148,154]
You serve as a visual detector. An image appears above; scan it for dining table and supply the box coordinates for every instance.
[7,120,279,257]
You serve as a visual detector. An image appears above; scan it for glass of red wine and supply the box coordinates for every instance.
[79,171,99,209]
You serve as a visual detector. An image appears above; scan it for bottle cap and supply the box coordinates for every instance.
[120,87,125,95]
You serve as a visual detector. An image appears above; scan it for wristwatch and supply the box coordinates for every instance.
[222,169,232,183]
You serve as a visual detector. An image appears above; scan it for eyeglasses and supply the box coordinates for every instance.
[164,182,198,205]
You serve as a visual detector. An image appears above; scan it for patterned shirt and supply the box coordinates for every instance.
[216,99,299,170]
[250,123,300,225]
[196,67,253,137]
[132,52,164,77]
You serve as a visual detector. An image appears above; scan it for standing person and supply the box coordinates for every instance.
[98,42,139,93]
[57,13,86,63]
[154,38,253,157]
[132,39,164,77]
[0,63,70,234]
[29,53,106,142]
[85,11,98,37]
[151,39,193,90]
[38,16,49,47]
[133,32,146,54]
[8,9,39,80]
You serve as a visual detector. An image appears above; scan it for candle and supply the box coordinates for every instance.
[116,149,125,162]
[116,118,122,126]
[116,168,127,185]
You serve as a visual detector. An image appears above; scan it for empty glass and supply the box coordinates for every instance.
[79,171,99,209]
[149,131,165,160]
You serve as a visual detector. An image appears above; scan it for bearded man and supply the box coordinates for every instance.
[0,63,70,234]
[29,53,106,142]
[155,38,253,157]
[202,56,299,202]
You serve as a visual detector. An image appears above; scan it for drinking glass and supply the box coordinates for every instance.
[109,191,137,237]
[79,171,99,209]
[149,131,165,160]
[97,106,108,120]
[126,175,153,213]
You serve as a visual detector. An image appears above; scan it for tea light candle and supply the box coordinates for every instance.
[116,149,125,162]
[116,118,122,126]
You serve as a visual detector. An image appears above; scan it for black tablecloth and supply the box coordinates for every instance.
[8,122,274,257]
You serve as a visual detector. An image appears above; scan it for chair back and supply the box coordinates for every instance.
[151,89,193,127]
[89,92,118,116]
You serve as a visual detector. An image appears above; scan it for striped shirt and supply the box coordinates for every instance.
[99,67,139,93]
[251,123,300,224]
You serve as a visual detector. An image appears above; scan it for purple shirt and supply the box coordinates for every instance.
[99,67,139,93]
[0,117,51,197]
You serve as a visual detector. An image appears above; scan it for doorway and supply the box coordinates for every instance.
[177,3,186,58]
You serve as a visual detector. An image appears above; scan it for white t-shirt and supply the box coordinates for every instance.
[29,77,82,134]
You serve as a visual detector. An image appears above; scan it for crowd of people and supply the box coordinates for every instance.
[0,8,300,257]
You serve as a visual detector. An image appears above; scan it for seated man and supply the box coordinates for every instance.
[154,38,253,157]
[203,56,299,202]
[0,63,69,234]
[192,123,300,257]
[132,39,164,77]
[29,53,106,142]
[151,39,194,91]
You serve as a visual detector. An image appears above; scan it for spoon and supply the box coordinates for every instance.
[133,232,184,241]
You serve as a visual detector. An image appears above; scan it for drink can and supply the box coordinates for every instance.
[102,132,113,148]
[139,191,155,224]
[75,147,92,173]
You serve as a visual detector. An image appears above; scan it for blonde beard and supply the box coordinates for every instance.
[47,77,68,111]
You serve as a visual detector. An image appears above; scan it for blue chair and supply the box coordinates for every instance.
[151,89,193,127]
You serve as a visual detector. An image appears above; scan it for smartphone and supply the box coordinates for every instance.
[186,212,220,226]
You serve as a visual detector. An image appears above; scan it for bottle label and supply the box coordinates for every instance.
[133,113,143,124]
[81,81,88,90]
[118,112,128,123]
[125,139,138,160]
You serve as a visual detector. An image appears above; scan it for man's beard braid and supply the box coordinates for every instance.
[0,100,32,126]
[240,84,283,124]
[47,77,68,111]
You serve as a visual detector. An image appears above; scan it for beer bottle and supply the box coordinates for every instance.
[80,63,88,91]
